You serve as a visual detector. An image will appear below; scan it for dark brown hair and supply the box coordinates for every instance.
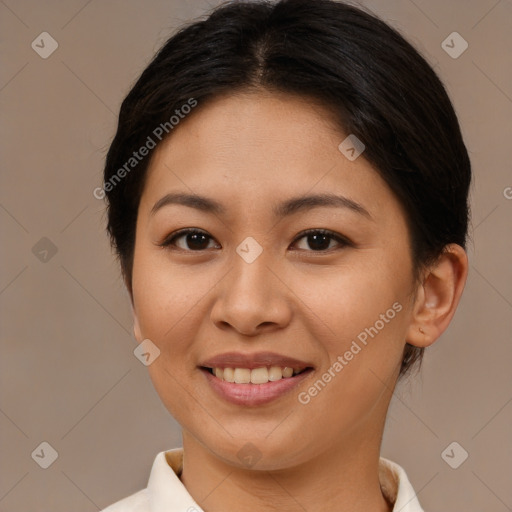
[102,0,471,377]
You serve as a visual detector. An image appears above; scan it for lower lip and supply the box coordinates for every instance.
[200,367,314,406]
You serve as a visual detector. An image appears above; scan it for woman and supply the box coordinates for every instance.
[100,0,470,510]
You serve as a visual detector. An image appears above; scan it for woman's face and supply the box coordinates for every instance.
[131,91,419,469]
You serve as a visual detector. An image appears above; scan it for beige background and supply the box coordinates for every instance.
[1,0,511,510]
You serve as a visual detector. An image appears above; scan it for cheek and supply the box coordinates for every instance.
[294,258,411,344]
[130,250,211,420]
[293,268,408,434]
[290,254,412,406]
[131,248,199,347]
[131,246,231,373]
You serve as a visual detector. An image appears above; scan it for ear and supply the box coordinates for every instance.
[122,272,142,342]
[406,244,468,347]
[122,270,133,304]
[131,303,144,343]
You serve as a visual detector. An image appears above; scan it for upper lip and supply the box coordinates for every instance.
[199,351,314,370]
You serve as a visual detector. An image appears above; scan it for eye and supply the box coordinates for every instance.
[290,229,351,252]
[159,228,220,251]
[159,228,351,253]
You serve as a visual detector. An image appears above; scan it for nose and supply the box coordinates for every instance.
[210,248,293,336]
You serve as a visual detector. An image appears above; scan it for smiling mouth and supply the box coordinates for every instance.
[201,366,311,384]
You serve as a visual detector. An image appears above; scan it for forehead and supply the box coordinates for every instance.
[153,91,342,165]
[139,91,398,222]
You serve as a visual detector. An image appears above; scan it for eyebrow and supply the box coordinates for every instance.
[150,192,372,219]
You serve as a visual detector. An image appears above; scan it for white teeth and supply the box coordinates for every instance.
[250,367,269,384]
[221,368,232,382]
[282,367,294,378]
[209,366,306,384]
[234,368,251,384]
[268,366,283,381]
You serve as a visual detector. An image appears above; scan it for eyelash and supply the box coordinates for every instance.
[158,228,352,253]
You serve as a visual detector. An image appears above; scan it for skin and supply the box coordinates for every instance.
[129,90,468,512]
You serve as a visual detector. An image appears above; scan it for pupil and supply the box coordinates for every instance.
[188,233,208,250]
[308,233,330,251]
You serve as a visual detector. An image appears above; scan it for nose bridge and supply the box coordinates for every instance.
[230,236,276,302]
[210,238,291,334]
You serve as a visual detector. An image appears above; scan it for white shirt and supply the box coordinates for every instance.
[100,448,424,512]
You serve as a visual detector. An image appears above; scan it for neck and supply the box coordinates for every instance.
[180,427,392,512]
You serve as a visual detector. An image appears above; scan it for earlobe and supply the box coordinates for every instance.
[406,244,468,348]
